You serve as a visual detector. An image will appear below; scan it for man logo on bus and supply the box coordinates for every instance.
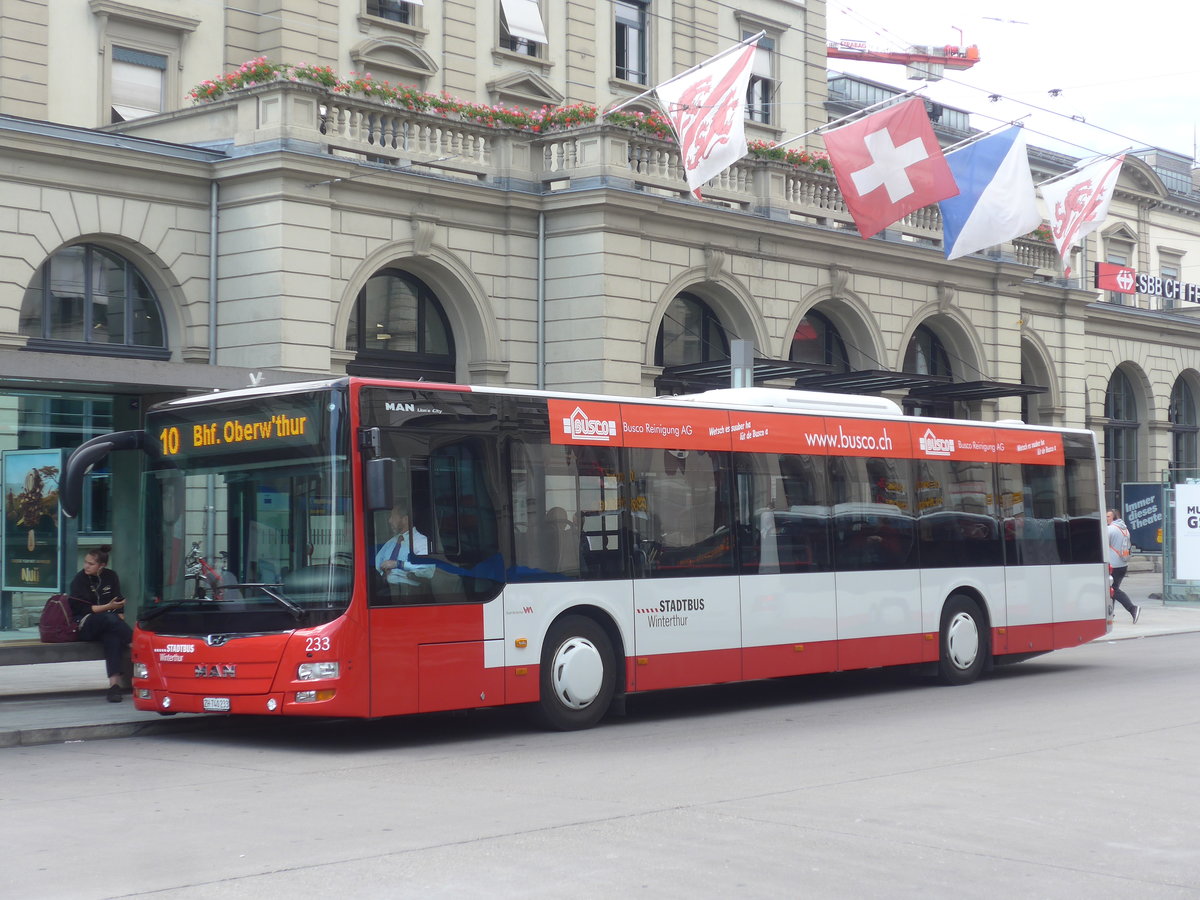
[562,407,617,442]
[919,428,955,457]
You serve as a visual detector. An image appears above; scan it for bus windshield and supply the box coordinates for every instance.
[140,388,352,635]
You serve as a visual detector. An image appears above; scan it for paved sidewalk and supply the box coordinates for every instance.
[1,568,1195,748]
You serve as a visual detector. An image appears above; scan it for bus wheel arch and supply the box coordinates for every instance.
[937,591,990,685]
[534,609,622,730]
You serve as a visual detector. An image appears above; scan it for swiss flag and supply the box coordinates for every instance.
[822,98,959,239]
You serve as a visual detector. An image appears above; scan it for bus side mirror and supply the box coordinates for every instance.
[365,457,394,512]
[61,430,146,518]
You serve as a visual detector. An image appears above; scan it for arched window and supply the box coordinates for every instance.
[655,293,729,368]
[345,269,455,381]
[789,310,850,372]
[1104,369,1139,509]
[20,245,167,357]
[1169,376,1198,475]
[903,324,953,418]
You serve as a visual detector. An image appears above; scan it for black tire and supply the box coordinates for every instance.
[535,615,616,731]
[938,594,987,685]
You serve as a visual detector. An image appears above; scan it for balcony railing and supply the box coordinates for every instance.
[116,80,1046,258]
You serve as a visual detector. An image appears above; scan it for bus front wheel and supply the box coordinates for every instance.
[938,595,987,686]
[536,615,615,731]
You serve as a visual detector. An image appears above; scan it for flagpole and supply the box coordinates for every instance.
[942,116,1031,155]
[770,87,927,150]
[605,31,766,115]
[1035,147,1131,188]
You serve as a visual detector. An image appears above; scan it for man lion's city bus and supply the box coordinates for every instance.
[62,378,1108,730]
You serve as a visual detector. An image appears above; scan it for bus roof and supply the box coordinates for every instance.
[151,376,1091,440]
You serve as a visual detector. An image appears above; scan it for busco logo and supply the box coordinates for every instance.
[562,407,617,442]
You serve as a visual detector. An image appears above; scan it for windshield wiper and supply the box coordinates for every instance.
[248,584,307,622]
[138,596,216,624]
[137,585,306,624]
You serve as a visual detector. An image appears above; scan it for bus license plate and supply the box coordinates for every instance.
[203,697,231,712]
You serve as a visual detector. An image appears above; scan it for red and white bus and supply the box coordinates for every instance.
[63,378,1108,729]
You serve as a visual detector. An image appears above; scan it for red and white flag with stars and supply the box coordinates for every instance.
[822,97,959,239]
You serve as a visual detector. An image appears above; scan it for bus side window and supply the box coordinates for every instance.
[1063,433,1104,563]
[628,447,734,578]
[832,457,916,570]
[738,454,831,575]
[916,458,1000,568]
[999,462,1066,566]
[506,438,589,582]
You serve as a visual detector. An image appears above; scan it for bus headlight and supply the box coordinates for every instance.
[133,662,149,679]
[297,661,340,680]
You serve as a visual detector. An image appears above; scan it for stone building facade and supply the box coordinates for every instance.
[0,0,1198,630]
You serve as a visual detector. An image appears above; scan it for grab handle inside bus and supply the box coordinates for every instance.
[365,457,394,511]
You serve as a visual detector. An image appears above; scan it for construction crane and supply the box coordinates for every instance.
[826,40,980,81]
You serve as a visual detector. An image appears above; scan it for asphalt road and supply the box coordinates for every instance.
[9,631,1200,899]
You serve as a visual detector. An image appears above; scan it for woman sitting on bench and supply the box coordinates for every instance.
[68,545,133,703]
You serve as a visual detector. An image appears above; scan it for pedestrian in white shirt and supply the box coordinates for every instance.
[1106,508,1140,623]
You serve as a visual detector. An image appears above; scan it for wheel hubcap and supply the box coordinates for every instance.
[946,611,979,670]
[550,636,604,710]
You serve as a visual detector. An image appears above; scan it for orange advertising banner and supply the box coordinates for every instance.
[908,423,998,463]
[617,404,732,451]
[994,428,1064,465]
[547,398,1065,466]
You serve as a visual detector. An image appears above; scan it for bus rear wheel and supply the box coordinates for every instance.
[938,595,987,685]
[536,615,615,731]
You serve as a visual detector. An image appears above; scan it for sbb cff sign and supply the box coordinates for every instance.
[1095,262,1200,303]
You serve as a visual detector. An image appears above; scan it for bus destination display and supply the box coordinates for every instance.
[152,398,326,462]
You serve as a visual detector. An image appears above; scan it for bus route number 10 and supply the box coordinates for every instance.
[159,426,181,455]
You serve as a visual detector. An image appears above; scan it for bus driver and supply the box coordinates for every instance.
[375,504,435,588]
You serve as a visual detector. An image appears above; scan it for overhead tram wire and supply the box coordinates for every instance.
[820,3,1185,158]
[635,0,1178,163]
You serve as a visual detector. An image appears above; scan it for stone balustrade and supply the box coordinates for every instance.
[117,80,1047,264]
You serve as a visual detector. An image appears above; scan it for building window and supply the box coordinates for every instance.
[1161,261,1181,309]
[499,0,546,57]
[745,33,776,125]
[655,293,728,368]
[1170,377,1198,474]
[789,310,850,372]
[90,0,198,126]
[903,324,954,418]
[346,269,455,381]
[1103,368,1139,510]
[366,0,415,24]
[615,1,648,84]
[20,245,167,357]
[12,393,116,536]
[110,46,165,122]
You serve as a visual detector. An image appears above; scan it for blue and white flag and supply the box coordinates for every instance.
[939,126,1041,261]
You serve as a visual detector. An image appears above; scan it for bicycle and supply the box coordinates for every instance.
[184,541,227,600]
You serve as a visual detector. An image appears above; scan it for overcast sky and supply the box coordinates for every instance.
[823,0,1199,163]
